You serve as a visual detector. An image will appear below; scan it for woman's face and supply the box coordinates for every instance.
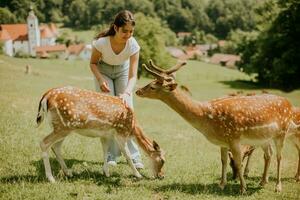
[115,23,134,43]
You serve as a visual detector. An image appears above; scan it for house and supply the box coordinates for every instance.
[184,45,204,59]
[0,8,59,57]
[210,53,241,68]
[67,44,92,60]
[167,45,206,61]
[166,46,186,60]
[35,44,67,59]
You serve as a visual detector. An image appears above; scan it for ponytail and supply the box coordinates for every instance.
[95,24,116,39]
[94,10,135,40]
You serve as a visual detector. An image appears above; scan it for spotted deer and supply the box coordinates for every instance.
[36,86,165,183]
[136,60,300,193]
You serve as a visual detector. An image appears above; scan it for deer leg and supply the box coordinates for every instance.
[230,142,247,194]
[115,135,142,178]
[219,147,229,189]
[260,143,273,186]
[273,136,285,192]
[243,149,254,178]
[40,131,68,183]
[100,137,110,177]
[51,139,72,177]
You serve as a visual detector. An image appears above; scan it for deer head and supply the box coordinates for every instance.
[136,60,186,99]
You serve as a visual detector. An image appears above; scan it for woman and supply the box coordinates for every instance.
[90,10,143,169]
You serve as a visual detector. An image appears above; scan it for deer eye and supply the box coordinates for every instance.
[150,86,156,90]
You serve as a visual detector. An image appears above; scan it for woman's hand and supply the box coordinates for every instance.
[119,92,131,107]
[98,80,110,93]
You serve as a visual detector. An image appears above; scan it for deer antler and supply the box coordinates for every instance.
[142,64,165,82]
[149,59,166,73]
[148,59,186,75]
[165,61,187,74]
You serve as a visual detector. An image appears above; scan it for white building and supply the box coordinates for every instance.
[0,8,58,57]
[67,44,92,60]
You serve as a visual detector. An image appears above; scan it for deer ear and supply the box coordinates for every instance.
[153,140,160,151]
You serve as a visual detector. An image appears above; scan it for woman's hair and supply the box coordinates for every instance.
[95,10,135,39]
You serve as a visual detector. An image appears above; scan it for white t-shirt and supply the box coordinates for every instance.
[92,36,140,66]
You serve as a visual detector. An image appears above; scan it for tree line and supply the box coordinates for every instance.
[1,0,260,39]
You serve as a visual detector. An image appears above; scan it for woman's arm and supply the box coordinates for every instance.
[124,51,139,95]
[90,47,110,92]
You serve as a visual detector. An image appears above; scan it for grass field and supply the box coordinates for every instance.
[0,55,300,199]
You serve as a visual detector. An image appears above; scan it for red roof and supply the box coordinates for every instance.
[68,44,85,55]
[0,24,27,40]
[210,53,240,67]
[0,29,11,40]
[40,25,55,38]
[0,23,57,41]
[35,44,66,52]
[49,23,58,36]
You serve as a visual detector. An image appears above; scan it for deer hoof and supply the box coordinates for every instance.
[48,176,56,183]
[240,187,247,195]
[64,169,73,177]
[219,182,227,190]
[275,183,282,193]
[102,168,110,177]
[259,179,268,187]
[135,173,142,179]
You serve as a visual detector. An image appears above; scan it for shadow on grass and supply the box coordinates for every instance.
[0,158,135,187]
[219,80,265,90]
[155,181,261,196]
[245,175,297,183]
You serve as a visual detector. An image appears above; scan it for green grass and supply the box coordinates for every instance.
[0,55,300,199]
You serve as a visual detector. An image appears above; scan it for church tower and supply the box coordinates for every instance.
[27,7,40,57]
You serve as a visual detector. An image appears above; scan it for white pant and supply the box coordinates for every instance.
[94,61,141,161]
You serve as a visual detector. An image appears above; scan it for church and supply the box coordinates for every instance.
[0,8,59,57]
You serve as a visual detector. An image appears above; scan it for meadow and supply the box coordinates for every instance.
[0,54,300,199]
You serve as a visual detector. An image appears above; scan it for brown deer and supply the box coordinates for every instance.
[135,60,300,193]
[36,86,165,183]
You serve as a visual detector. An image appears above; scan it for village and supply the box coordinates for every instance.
[0,9,240,68]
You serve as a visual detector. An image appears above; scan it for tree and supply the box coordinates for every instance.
[133,12,176,76]
[0,8,17,24]
[237,0,300,91]
[42,0,64,23]
[206,0,258,38]
[66,0,89,28]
